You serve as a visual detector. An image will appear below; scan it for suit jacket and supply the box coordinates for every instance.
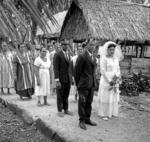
[53,50,72,84]
[74,50,96,90]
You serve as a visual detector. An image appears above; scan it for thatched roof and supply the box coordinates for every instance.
[122,0,145,4]
[36,10,67,37]
[60,0,150,43]
[122,0,150,6]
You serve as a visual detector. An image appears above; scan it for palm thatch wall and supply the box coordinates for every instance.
[60,0,150,44]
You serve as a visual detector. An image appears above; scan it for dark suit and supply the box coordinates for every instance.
[75,50,96,122]
[53,50,71,112]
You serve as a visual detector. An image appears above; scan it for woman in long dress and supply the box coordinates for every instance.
[34,47,51,106]
[0,41,14,94]
[13,43,34,99]
[98,41,123,121]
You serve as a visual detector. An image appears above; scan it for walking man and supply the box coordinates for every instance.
[53,40,73,117]
[74,41,97,130]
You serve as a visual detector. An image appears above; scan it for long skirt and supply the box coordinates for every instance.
[16,88,34,98]
[0,55,13,88]
[98,75,120,118]
[35,69,50,97]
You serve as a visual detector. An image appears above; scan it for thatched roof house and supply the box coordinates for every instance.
[60,0,150,44]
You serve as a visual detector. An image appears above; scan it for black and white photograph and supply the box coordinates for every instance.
[0,0,150,142]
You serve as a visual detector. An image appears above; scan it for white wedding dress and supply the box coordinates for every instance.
[98,56,120,118]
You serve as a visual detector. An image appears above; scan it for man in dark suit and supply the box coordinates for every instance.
[53,41,73,117]
[74,41,97,130]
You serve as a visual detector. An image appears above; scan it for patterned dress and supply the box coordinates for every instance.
[0,52,13,88]
[13,52,34,97]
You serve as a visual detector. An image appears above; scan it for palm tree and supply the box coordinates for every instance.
[0,0,71,42]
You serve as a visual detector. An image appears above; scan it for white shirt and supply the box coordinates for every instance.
[71,55,78,68]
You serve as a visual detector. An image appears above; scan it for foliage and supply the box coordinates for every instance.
[120,72,150,96]
[0,0,71,42]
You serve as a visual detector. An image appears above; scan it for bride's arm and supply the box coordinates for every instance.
[100,58,111,83]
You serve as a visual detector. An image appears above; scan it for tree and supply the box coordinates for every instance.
[0,0,71,42]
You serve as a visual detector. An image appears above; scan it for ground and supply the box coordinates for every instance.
[0,89,150,142]
[0,103,52,142]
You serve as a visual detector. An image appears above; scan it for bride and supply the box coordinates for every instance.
[98,41,123,121]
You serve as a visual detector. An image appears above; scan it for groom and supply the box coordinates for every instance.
[74,41,97,130]
[53,40,73,117]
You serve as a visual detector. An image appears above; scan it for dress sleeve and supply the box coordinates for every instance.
[100,57,107,75]
[34,57,41,67]
[100,57,110,83]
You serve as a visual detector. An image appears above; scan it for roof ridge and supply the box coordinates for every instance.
[75,0,150,8]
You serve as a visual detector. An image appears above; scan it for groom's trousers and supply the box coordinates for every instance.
[78,88,94,122]
[56,82,71,112]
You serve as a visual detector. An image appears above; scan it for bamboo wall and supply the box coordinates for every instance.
[120,45,150,76]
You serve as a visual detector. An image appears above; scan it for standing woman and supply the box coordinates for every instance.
[13,43,35,100]
[98,41,123,121]
[0,41,14,94]
[34,47,51,106]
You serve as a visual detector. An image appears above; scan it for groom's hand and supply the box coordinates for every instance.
[56,80,61,89]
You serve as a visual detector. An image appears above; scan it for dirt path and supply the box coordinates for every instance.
[1,90,150,142]
[0,103,52,142]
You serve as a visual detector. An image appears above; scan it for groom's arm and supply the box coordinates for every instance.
[53,53,60,81]
[74,55,84,86]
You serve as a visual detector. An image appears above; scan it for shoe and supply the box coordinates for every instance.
[57,112,64,117]
[44,102,50,106]
[20,96,23,100]
[28,96,32,100]
[112,115,118,118]
[85,120,97,126]
[64,110,73,116]
[79,122,87,130]
[102,117,108,121]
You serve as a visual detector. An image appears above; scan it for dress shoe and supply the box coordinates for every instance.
[20,96,23,100]
[57,112,64,117]
[28,96,32,100]
[79,122,87,130]
[85,120,97,126]
[64,110,73,116]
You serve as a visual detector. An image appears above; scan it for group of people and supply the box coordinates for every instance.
[0,39,123,130]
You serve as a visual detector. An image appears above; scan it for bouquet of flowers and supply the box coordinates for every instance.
[109,75,122,93]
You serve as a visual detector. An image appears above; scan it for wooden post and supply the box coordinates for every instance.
[135,45,138,58]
